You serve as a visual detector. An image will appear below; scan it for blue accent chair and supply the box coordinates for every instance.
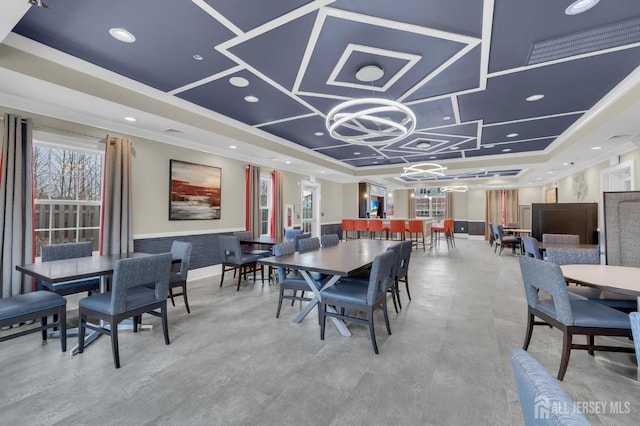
[284,229,302,241]
[320,234,340,247]
[319,250,396,354]
[273,241,321,318]
[218,236,263,291]
[293,232,311,251]
[546,247,636,310]
[491,224,521,255]
[77,253,173,368]
[168,241,193,313]
[522,236,543,260]
[518,256,634,380]
[38,242,100,296]
[510,349,590,425]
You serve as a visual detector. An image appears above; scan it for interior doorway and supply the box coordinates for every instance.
[300,180,321,237]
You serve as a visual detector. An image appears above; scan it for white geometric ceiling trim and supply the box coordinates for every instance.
[452,96,461,123]
[292,7,481,97]
[482,110,588,128]
[253,112,318,128]
[191,0,244,36]
[326,44,421,92]
[477,0,495,92]
[168,64,244,95]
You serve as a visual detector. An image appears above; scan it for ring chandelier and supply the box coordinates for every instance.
[325,98,416,145]
[400,162,446,180]
[441,185,469,192]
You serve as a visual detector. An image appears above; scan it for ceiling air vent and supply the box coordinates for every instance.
[162,128,186,134]
[527,17,640,65]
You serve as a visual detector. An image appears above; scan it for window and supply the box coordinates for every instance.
[33,138,103,256]
[258,174,272,236]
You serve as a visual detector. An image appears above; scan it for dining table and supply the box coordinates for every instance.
[560,263,640,380]
[16,252,165,355]
[258,239,397,336]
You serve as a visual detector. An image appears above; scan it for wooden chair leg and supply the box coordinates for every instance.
[368,309,379,354]
[404,275,411,301]
[587,335,595,356]
[319,303,326,340]
[236,267,242,291]
[523,313,535,350]
[78,313,86,354]
[182,284,191,314]
[276,289,285,318]
[558,331,572,381]
[220,265,226,287]
[111,321,120,369]
[41,315,48,341]
[169,287,176,306]
[382,303,391,335]
[161,304,170,345]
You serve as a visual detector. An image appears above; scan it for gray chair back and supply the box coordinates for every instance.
[273,241,296,282]
[490,224,501,244]
[510,349,590,425]
[170,240,192,280]
[110,253,172,314]
[542,234,579,244]
[284,229,303,241]
[218,235,242,263]
[233,231,253,241]
[320,234,339,247]
[546,247,599,265]
[367,250,396,304]
[42,241,92,261]
[631,312,640,367]
[298,237,320,252]
[398,240,412,278]
[294,232,311,250]
[518,256,573,326]
[522,237,542,260]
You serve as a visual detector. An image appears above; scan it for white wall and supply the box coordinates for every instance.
[466,189,486,221]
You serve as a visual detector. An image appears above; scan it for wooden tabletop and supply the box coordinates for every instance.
[239,236,279,246]
[560,264,640,296]
[259,239,397,276]
[16,252,152,283]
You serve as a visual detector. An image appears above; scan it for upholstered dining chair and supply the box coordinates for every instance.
[542,233,580,245]
[284,229,303,241]
[38,242,100,296]
[510,349,590,425]
[273,241,321,318]
[521,236,543,260]
[167,241,193,313]
[320,234,340,247]
[233,231,270,257]
[319,250,396,354]
[77,253,173,368]
[491,224,521,255]
[518,256,634,380]
[546,247,636,311]
[218,235,263,291]
[293,232,311,251]
[297,236,320,252]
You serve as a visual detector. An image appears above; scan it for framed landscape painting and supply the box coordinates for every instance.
[169,159,221,220]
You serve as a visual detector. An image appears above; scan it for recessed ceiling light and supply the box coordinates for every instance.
[314,132,324,136]
[285,161,291,164]
[320,171,325,174]
[244,95,259,103]
[528,182,533,185]
[479,168,486,171]
[443,116,452,121]
[450,146,459,150]
[565,0,599,15]
[373,161,379,164]
[484,144,495,149]
[494,174,500,177]
[355,65,384,82]
[109,28,136,43]
[592,146,602,150]
[229,77,249,87]
[429,156,437,159]
[563,162,569,166]
[536,177,542,181]
[193,54,203,61]
[229,145,237,149]
[416,142,431,149]
[354,152,361,155]
[526,94,545,102]
[502,148,512,152]
[506,133,518,138]
[123,116,136,122]
[548,171,554,174]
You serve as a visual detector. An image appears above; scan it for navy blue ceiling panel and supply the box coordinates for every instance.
[11,1,640,177]
[489,0,640,72]
[13,0,237,92]
[204,0,313,32]
[332,0,484,38]
[176,70,311,126]
[458,47,640,124]
[481,114,583,145]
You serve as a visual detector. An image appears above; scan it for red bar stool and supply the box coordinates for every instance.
[389,219,406,241]
[406,219,426,251]
[444,218,455,248]
[341,219,355,240]
[353,219,369,238]
[431,221,445,246]
[368,219,389,239]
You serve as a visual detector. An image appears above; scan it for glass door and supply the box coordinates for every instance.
[300,180,321,236]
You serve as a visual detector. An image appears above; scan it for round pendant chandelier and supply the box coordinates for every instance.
[400,162,446,180]
[441,185,469,192]
[325,98,416,145]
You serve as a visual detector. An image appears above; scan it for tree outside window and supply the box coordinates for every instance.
[259,175,272,236]
[33,143,103,256]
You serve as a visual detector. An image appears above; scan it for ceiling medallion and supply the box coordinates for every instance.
[441,185,469,192]
[401,162,446,180]
[326,98,416,145]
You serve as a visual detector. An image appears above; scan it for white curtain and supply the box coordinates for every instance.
[100,136,133,255]
[0,114,34,298]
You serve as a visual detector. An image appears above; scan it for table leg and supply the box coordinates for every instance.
[292,272,351,337]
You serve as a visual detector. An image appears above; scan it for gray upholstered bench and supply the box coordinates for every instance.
[0,291,67,351]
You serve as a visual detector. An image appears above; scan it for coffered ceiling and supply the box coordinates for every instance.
[2,0,640,187]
